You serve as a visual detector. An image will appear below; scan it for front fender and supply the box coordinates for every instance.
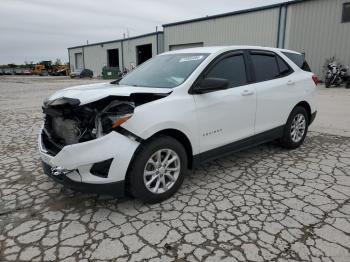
[121,95,200,154]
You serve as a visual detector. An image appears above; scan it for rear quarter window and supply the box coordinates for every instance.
[282,52,311,72]
[251,54,280,82]
[250,51,293,82]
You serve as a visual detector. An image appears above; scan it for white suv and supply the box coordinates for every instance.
[39,46,317,203]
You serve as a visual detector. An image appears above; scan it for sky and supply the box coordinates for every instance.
[0,0,291,64]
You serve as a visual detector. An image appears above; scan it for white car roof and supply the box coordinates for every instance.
[162,46,301,56]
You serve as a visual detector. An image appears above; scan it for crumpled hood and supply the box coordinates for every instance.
[47,82,172,105]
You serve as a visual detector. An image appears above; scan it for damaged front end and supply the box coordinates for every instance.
[41,91,170,155]
[42,96,137,155]
[38,90,170,194]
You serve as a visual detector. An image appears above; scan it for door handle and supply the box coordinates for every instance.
[287,80,295,85]
[241,90,254,96]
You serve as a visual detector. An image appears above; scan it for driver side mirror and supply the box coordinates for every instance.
[193,77,229,94]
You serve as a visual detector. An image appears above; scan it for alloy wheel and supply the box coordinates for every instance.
[290,113,306,143]
[143,149,180,194]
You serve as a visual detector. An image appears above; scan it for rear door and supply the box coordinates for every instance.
[193,51,256,153]
[247,50,295,134]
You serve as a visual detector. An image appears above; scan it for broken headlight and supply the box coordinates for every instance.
[95,101,135,136]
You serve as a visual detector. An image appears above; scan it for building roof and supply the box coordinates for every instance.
[68,0,311,50]
[162,0,306,27]
[160,45,301,55]
[68,31,163,50]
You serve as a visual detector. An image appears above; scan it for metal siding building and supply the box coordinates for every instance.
[84,42,122,76]
[122,33,164,71]
[162,0,350,77]
[68,0,350,78]
[68,32,163,76]
[163,7,281,51]
[285,0,350,76]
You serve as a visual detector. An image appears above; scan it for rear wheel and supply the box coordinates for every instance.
[325,78,331,88]
[346,80,350,89]
[279,106,309,149]
[127,136,187,203]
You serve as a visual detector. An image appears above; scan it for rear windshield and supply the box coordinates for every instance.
[282,52,311,72]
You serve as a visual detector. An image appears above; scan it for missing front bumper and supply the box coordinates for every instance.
[38,129,140,184]
[42,161,125,196]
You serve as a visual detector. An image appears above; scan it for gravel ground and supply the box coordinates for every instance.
[0,76,350,262]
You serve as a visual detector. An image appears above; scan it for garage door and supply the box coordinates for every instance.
[169,42,204,51]
[75,53,83,70]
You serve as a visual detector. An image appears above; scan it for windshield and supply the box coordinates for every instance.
[119,53,209,88]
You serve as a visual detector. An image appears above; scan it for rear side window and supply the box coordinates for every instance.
[206,54,247,87]
[250,54,280,82]
[282,52,311,72]
[277,56,293,76]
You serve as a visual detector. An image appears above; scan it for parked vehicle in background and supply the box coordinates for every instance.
[69,69,82,78]
[22,69,33,75]
[325,62,350,89]
[33,61,53,76]
[80,69,93,78]
[51,65,70,76]
[3,68,14,75]
[39,46,317,203]
[14,68,23,75]
[70,69,93,78]
[32,61,70,76]
[0,69,3,75]
[52,69,66,76]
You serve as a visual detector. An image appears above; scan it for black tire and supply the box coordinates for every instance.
[346,81,350,89]
[325,78,331,88]
[279,106,309,149]
[127,136,187,203]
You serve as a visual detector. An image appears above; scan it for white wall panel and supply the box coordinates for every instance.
[285,0,350,77]
[164,8,280,51]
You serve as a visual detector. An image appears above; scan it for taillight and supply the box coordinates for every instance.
[312,75,319,86]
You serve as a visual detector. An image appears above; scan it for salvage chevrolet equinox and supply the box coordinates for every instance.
[39,46,317,203]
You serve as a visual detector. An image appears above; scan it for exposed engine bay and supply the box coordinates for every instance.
[42,93,168,155]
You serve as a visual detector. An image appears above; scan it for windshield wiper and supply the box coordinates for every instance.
[110,77,123,85]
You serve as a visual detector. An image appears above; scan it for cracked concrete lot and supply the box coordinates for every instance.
[0,76,350,261]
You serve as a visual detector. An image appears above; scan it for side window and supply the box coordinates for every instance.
[276,56,293,76]
[206,55,247,88]
[251,54,280,82]
[282,51,312,72]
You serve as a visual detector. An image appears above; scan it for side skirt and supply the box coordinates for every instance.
[192,125,285,167]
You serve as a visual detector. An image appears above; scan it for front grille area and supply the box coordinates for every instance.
[41,115,66,156]
[42,130,64,156]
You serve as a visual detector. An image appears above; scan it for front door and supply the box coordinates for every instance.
[193,52,256,153]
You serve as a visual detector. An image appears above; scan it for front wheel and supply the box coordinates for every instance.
[325,78,331,88]
[279,106,309,149]
[127,136,187,203]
